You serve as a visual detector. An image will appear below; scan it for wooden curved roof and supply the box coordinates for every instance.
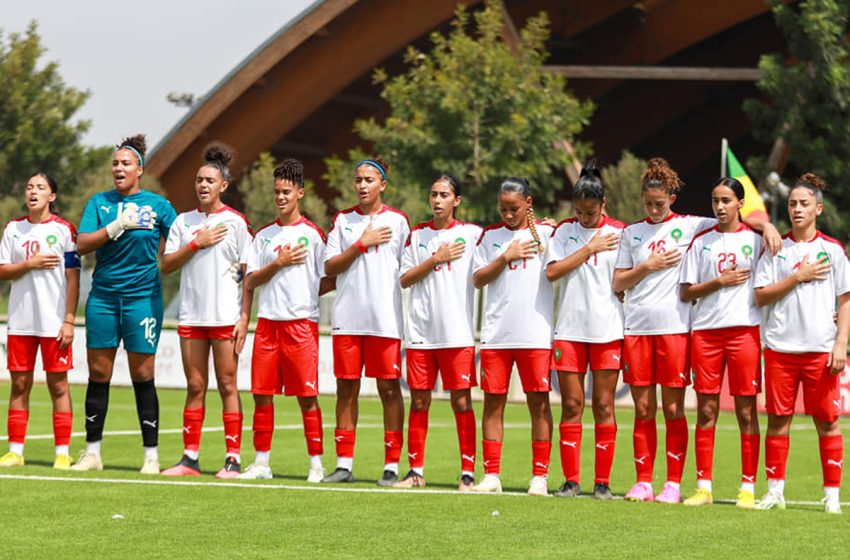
[148,0,785,214]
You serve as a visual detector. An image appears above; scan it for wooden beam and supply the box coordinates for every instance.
[543,65,762,81]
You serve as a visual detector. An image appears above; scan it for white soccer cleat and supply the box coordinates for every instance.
[754,490,786,510]
[140,457,160,475]
[471,474,502,493]
[823,494,843,515]
[307,466,325,483]
[528,475,549,497]
[237,462,273,480]
[70,452,103,472]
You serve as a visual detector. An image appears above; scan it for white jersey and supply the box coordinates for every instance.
[616,213,717,335]
[754,231,850,353]
[547,216,626,343]
[0,215,80,337]
[401,220,482,349]
[246,217,326,322]
[164,206,252,326]
[679,225,763,331]
[325,205,410,338]
[473,222,555,349]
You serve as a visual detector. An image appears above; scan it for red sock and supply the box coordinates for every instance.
[594,423,617,485]
[384,431,403,465]
[633,419,656,483]
[740,433,759,485]
[223,412,243,455]
[694,427,715,481]
[252,404,274,453]
[665,417,688,483]
[301,408,323,457]
[454,410,476,472]
[532,440,552,477]
[764,435,790,481]
[819,434,844,488]
[407,409,428,469]
[7,409,28,444]
[482,439,502,475]
[558,422,582,482]
[182,407,205,452]
[335,428,355,459]
[52,412,72,447]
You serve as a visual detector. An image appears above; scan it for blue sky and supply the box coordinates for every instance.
[4,0,315,148]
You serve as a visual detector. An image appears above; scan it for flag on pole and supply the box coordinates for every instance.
[725,144,769,222]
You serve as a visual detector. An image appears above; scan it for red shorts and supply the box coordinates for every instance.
[691,326,761,396]
[251,318,319,397]
[177,325,234,340]
[406,347,476,391]
[7,335,72,373]
[551,339,623,373]
[764,348,841,422]
[480,349,551,394]
[333,335,401,379]
[623,333,690,387]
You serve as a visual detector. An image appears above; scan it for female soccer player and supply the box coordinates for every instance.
[679,177,763,508]
[160,145,252,478]
[71,134,177,474]
[472,177,555,496]
[753,173,849,514]
[613,158,778,503]
[0,173,80,469]
[546,161,624,500]
[396,174,481,490]
[321,158,410,486]
[238,158,332,483]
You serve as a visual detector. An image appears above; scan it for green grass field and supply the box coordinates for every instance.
[1,381,847,558]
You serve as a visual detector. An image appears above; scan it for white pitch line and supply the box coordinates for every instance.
[0,474,846,507]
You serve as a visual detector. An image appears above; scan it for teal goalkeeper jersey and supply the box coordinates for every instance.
[79,189,177,298]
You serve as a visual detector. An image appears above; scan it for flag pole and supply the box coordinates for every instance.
[721,137,728,177]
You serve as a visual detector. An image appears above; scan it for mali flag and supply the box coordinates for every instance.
[725,146,769,222]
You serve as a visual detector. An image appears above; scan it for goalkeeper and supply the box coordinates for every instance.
[70,134,177,474]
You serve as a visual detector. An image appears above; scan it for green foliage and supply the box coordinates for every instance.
[0,22,105,227]
[324,0,593,225]
[744,0,850,241]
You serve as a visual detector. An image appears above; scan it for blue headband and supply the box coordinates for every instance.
[118,145,144,167]
[355,159,386,180]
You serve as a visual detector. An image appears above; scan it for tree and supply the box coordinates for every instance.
[744,0,850,241]
[324,0,593,225]
[0,22,104,226]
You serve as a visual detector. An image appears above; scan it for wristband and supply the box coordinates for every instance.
[354,240,368,254]
[188,239,200,252]
[64,320,75,326]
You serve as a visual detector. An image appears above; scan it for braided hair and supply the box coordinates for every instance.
[500,177,543,252]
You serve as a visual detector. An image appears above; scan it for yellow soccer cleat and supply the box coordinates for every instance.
[736,489,756,509]
[0,451,25,467]
[53,454,72,470]
[683,487,713,506]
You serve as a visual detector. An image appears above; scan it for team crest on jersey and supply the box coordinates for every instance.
[554,348,562,361]
[46,234,58,247]
[454,237,466,244]
[298,236,310,247]
[817,251,830,263]
[670,228,683,241]
[741,245,753,257]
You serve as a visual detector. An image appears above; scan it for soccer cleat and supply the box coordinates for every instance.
[321,467,354,483]
[70,452,103,471]
[237,462,273,480]
[53,454,72,470]
[377,469,399,487]
[140,457,160,475]
[823,494,842,515]
[735,490,756,509]
[161,455,201,477]
[683,488,713,506]
[593,483,613,500]
[458,474,475,492]
[215,456,240,479]
[655,482,681,504]
[624,482,654,502]
[754,490,786,510]
[0,451,25,467]
[553,480,581,498]
[472,474,502,493]
[393,470,426,488]
[528,475,549,496]
[307,467,325,483]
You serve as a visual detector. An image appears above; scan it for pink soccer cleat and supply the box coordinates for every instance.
[161,455,201,476]
[214,456,241,479]
[624,482,654,502]
[655,482,681,504]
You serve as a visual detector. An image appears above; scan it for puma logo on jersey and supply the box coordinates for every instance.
[393,364,400,371]
[667,451,684,462]
[462,454,475,463]
[100,205,112,214]
[679,372,688,381]
[344,227,353,233]
[595,443,610,451]
[225,435,239,443]
[560,440,578,449]
[418,243,428,250]
[568,236,579,243]
[612,354,621,363]
[58,356,69,365]
[765,466,777,475]
[827,459,844,469]
[632,236,642,243]
[634,455,647,465]
[833,399,842,410]
[460,374,471,382]
[142,420,158,428]
[305,381,316,391]
[493,242,503,249]
[752,380,759,387]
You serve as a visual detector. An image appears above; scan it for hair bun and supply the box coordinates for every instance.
[647,157,669,169]
[580,158,602,179]
[203,142,234,168]
[119,134,147,158]
[799,172,827,192]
